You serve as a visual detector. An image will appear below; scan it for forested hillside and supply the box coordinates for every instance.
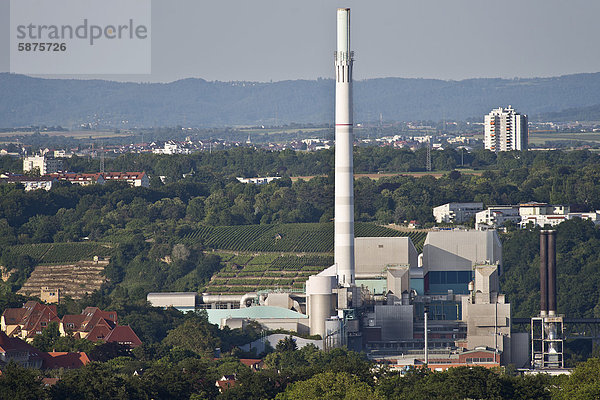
[3,72,600,126]
[2,148,600,323]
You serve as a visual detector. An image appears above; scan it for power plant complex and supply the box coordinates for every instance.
[148,8,562,371]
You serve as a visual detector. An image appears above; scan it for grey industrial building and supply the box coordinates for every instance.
[148,229,525,366]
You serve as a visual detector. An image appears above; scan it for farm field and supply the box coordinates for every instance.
[183,222,427,253]
[529,132,600,145]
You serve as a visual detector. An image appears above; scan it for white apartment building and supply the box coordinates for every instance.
[22,155,63,175]
[474,202,600,229]
[484,106,528,152]
[475,206,521,230]
[433,202,483,224]
[0,174,56,191]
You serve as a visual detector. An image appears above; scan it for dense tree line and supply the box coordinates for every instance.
[5,334,600,399]
[58,146,600,179]
[3,148,600,240]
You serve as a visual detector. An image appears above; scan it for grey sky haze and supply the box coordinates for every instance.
[1,0,599,83]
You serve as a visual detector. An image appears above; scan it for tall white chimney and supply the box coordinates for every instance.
[334,8,354,287]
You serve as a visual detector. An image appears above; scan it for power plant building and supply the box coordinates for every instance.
[148,8,525,369]
[484,106,528,152]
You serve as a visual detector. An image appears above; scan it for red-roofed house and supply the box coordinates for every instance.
[215,375,237,393]
[60,314,86,335]
[1,301,60,341]
[239,359,263,371]
[104,325,142,348]
[2,303,141,348]
[42,352,90,369]
[60,307,117,340]
[102,172,149,187]
[42,377,60,386]
[0,332,44,368]
[47,173,105,186]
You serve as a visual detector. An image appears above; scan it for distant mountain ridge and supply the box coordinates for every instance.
[2,72,600,127]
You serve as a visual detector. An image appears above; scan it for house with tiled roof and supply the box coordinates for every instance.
[42,352,90,369]
[102,172,149,187]
[215,375,237,393]
[2,302,140,348]
[0,332,44,368]
[239,358,263,371]
[104,325,142,348]
[1,301,60,341]
[47,172,105,186]
[60,307,117,340]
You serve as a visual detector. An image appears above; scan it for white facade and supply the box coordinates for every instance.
[236,177,281,185]
[103,172,149,187]
[474,203,600,229]
[147,292,196,311]
[484,106,528,152]
[475,206,520,230]
[22,155,62,175]
[433,202,483,224]
[152,141,192,155]
[0,174,55,191]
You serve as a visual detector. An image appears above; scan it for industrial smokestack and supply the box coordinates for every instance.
[539,231,548,316]
[547,230,557,315]
[334,8,355,287]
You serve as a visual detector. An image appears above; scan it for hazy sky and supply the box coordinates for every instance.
[2,0,600,83]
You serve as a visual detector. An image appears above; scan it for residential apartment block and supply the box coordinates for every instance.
[475,203,600,230]
[22,155,63,175]
[484,106,528,152]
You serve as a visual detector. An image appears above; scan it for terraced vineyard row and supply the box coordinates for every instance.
[7,242,115,264]
[184,222,427,253]
[203,251,333,294]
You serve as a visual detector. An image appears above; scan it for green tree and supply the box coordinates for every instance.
[31,321,61,352]
[553,358,600,400]
[162,312,221,357]
[276,336,297,352]
[278,371,379,400]
[0,362,46,400]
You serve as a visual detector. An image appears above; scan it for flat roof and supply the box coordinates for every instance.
[206,306,307,325]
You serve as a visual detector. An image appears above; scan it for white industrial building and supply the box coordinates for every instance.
[484,106,528,152]
[433,202,483,224]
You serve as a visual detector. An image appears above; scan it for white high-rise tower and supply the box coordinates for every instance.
[484,106,528,152]
[334,8,355,287]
